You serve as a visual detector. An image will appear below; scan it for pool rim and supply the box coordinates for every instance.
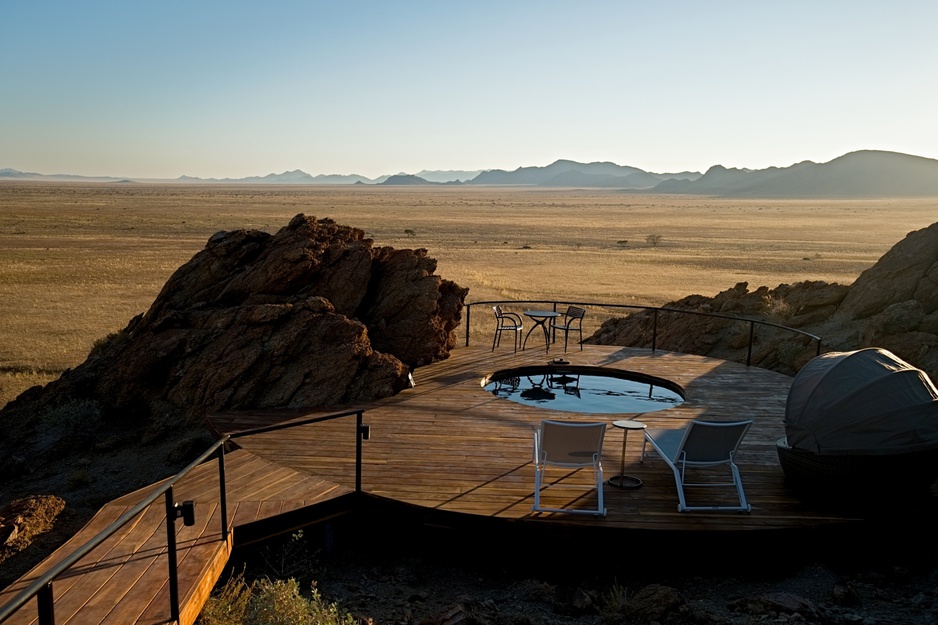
[481,363,687,406]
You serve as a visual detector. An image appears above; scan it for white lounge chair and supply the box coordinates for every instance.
[533,419,607,516]
[641,419,753,512]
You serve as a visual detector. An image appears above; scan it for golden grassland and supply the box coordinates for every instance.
[1,181,936,407]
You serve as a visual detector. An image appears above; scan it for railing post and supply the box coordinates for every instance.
[355,410,365,493]
[747,321,755,366]
[465,304,471,347]
[164,488,180,624]
[217,445,228,539]
[36,583,54,625]
[651,309,658,352]
[816,338,822,357]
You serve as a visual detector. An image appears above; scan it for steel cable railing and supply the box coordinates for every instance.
[464,299,822,365]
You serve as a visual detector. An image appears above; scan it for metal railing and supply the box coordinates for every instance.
[465,300,822,366]
[0,409,368,625]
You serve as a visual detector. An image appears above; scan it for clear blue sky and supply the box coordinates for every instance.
[2,1,936,179]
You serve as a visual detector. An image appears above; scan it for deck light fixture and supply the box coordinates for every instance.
[173,500,196,526]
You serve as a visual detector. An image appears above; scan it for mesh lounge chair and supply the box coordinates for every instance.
[492,305,523,352]
[549,306,586,352]
[533,419,607,516]
[641,419,753,512]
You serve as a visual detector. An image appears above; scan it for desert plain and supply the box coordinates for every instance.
[2,181,937,408]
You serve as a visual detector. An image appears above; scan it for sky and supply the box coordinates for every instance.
[2,1,937,180]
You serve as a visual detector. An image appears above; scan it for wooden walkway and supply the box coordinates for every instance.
[5,344,933,624]
[0,450,352,625]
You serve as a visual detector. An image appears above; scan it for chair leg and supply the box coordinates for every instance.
[492,328,498,351]
[533,464,543,511]
[673,464,689,512]
[595,464,606,516]
[731,462,752,512]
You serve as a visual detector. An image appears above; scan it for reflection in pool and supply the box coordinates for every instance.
[483,366,684,414]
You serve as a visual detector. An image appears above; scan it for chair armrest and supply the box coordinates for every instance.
[502,311,523,324]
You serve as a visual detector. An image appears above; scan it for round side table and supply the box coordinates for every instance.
[608,419,647,489]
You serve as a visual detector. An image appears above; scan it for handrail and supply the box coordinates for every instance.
[0,408,369,625]
[0,437,230,624]
[230,409,368,492]
[465,299,822,366]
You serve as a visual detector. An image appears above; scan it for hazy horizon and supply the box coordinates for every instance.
[3,1,936,180]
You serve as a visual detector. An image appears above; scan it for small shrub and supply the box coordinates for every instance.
[761,294,792,321]
[616,240,629,247]
[404,229,416,237]
[198,572,252,625]
[258,530,321,583]
[776,341,804,371]
[599,581,630,623]
[246,579,355,625]
[66,469,92,489]
[246,579,311,625]
[645,234,663,247]
[89,330,130,357]
[44,398,104,443]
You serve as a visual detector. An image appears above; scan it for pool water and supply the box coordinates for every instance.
[483,367,684,414]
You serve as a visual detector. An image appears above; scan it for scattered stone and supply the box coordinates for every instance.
[0,495,66,563]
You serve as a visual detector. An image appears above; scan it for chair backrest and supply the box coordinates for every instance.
[679,419,752,464]
[565,306,586,320]
[537,419,606,466]
[493,305,504,319]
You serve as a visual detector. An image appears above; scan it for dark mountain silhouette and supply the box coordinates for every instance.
[0,168,124,182]
[179,170,376,184]
[415,169,483,183]
[468,159,700,187]
[4,151,938,196]
[653,150,938,197]
[379,174,436,186]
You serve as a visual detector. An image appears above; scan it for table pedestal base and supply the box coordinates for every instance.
[608,474,643,489]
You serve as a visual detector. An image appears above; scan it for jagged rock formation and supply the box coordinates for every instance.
[0,214,468,480]
[588,221,938,381]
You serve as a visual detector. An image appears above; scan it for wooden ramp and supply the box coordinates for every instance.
[0,450,352,625]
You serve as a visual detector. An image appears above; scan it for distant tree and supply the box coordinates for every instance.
[645,234,663,247]
[616,240,629,247]
[404,229,416,237]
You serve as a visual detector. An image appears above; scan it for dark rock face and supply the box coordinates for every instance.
[589,221,938,380]
[1,214,468,473]
[840,221,938,319]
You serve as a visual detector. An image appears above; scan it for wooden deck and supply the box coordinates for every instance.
[6,344,933,624]
[212,345,868,532]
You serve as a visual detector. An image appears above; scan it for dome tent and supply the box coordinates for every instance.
[784,348,938,455]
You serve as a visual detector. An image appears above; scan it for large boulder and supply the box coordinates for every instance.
[1,214,468,479]
[840,221,938,319]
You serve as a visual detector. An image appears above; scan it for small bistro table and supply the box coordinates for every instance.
[522,310,560,353]
[608,418,647,489]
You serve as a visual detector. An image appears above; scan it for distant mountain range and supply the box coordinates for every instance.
[4,150,938,197]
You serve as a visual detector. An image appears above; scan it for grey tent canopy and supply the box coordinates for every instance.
[784,348,938,455]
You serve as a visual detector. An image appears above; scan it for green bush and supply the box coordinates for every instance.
[198,574,355,625]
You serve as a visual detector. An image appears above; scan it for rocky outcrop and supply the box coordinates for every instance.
[0,496,66,566]
[588,221,938,380]
[0,214,468,481]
